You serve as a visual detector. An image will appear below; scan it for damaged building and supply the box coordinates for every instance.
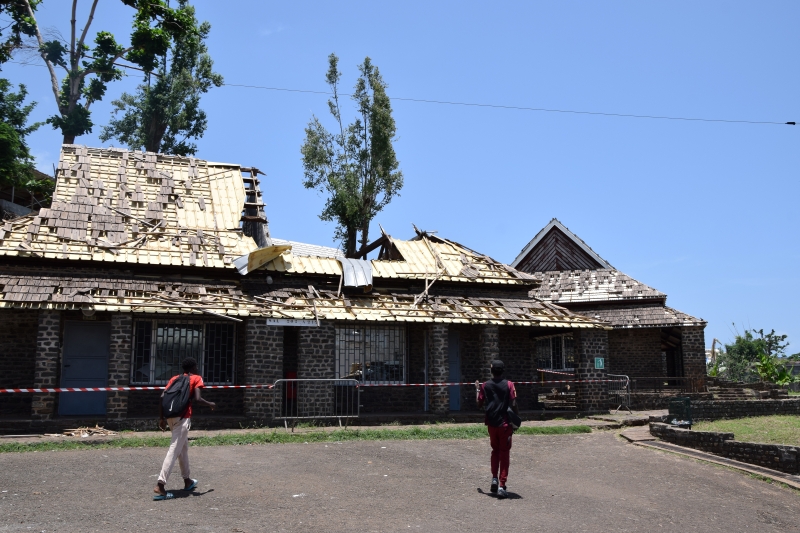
[511,218,707,397]
[0,146,614,429]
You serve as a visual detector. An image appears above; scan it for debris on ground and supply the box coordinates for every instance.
[62,425,118,438]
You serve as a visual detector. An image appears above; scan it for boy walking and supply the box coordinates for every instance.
[475,360,518,499]
[153,357,216,500]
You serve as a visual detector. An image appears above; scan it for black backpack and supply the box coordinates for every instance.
[162,374,192,418]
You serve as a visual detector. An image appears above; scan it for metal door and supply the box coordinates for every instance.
[59,321,110,416]
[448,330,461,411]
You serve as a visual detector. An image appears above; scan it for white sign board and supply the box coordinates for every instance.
[265,318,318,327]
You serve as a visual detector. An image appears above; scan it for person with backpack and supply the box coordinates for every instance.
[475,360,519,499]
[153,357,216,501]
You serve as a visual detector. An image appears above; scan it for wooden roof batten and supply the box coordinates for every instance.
[511,218,613,271]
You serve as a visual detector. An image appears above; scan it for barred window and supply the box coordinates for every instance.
[131,320,236,385]
[335,325,406,383]
[535,334,574,370]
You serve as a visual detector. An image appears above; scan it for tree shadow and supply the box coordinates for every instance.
[476,487,523,500]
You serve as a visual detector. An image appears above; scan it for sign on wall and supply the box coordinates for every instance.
[266,318,318,327]
[594,357,605,370]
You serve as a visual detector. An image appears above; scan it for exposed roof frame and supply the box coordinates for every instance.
[510,218,614,269]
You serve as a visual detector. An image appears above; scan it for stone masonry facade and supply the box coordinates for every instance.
[573,329,609,412]
[681,326,706,387]
[297,322,336,418]
[244,320,283,422]
[106,314,132,419]
[0,309,38,418]
[32,310,61,421]
[607,328,662,377]
[428,324,449,414]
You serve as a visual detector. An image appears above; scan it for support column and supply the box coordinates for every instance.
[429,324,449,414]
[297,323,336,418]
[681,326,707,391]
[31,310,60,421]
[243,319,283,422]
[106,314,132,419]
[573,328,609,413]
[479,324,499,381]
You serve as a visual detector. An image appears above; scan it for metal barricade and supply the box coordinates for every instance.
[607,373,631,414]
[272,378,360,429]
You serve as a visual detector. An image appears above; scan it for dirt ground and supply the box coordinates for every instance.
[0,431,798,533]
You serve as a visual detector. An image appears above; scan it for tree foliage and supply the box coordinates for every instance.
[99,1,221,155]
[0,1,39,68]
[0,79,52,197]
[16,0,197,144]
[301,53,403,257]
[716,327,796,384]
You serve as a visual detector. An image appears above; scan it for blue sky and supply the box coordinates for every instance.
[5,1,799,352]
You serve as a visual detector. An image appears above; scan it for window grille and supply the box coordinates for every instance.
[335,325,406,383]
[131,320,236,385]
[535,334,574,370]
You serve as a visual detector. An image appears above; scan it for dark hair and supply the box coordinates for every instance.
[490,359,504,377]
[182,358,198,373]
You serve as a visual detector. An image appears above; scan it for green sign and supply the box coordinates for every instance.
[594,357,605,369]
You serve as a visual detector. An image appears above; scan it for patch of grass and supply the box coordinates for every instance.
[693,416,800,446]
[0,424,592,453]
[788,391,800,396]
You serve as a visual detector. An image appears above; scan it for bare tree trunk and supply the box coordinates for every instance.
[62,134,76,145]
[345,226,358,258]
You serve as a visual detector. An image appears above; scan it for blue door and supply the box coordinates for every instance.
[448,330,461,411]
[59,321,110,416]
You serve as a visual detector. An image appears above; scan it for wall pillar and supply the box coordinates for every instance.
[479,324,499,381]
[106,314,132,419]
[429,324,449,414]
[243,319,283,422]
[31,310,60,421]
[573,328,609,412]
[681,326,707,391]
[297,323,336,418]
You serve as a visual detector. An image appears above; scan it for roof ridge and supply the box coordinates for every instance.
[511,218,614,269]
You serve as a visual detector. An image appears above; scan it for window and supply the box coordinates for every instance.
[132,320,236,385]
[535,334,574,370]
[335,325,406,383]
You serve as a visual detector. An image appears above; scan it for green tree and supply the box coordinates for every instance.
[0,1,39,67]
[0,79,51,196]
[301,53,403,257]
[99,1,221,155]
[19,0,197,144]
[719,329,764,382]
[752,328,789,358]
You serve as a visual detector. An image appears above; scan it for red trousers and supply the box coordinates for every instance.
[487,424,513,487]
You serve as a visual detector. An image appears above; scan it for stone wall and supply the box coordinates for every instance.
[500,326,538,410]
[607,328,662,377]
[428,324,449,414]
[573,329,609,412]
[243,319,283,422]
[106,314,132,419]
[32,310,61,421]
[681,326,706,386]
[650,422,800,475]
[691,399,800,421]
[0,309,38,418]
[297,323,336,417]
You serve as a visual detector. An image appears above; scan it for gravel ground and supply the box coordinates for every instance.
[0,431,797,533]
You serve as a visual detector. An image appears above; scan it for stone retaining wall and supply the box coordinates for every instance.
[691,399,800,420]
[650,422,800,475]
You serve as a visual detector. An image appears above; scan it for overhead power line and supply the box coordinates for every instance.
[223,83,795,126]
[9,61,795,126]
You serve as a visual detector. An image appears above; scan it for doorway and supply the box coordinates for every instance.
[59,321,110,416]
[448,330,461,411]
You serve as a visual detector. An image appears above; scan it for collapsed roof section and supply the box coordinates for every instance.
[577,304,706,328]
[0,269,605,328]
[258,230,538,286]
[0,145,263,268]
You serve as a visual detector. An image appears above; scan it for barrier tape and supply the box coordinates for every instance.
[536,369,575,376]
[0,384,274,394]
[0,379,623,394]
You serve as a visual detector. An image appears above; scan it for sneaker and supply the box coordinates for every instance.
[497,487,508,499]
[490,477,499,493]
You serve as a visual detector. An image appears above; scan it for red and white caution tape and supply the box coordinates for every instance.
[0,379,623,393]
[536,369,575,376]
[0,384,274,394]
